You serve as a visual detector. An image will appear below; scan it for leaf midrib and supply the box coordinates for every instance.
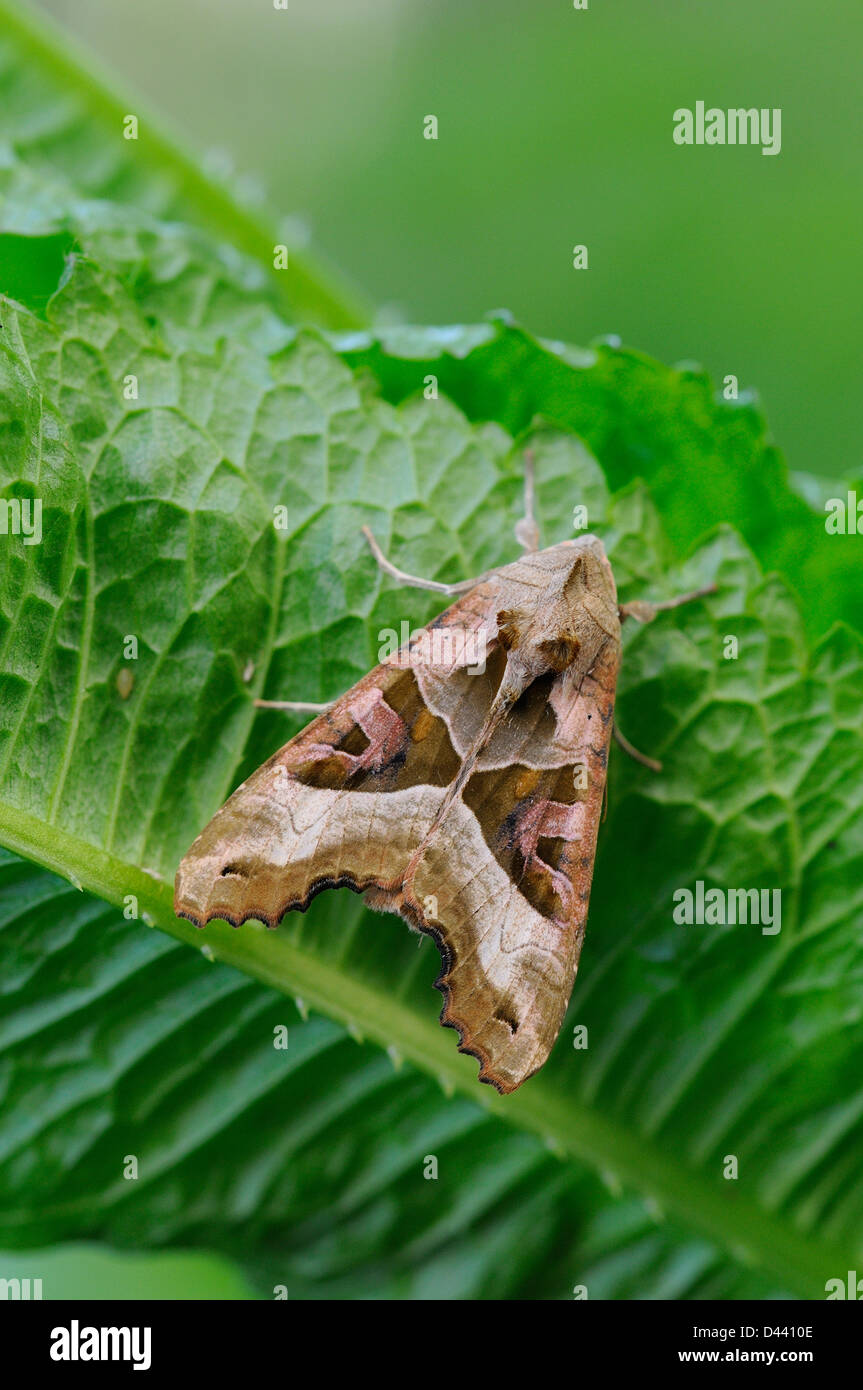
[0,798,849,1299]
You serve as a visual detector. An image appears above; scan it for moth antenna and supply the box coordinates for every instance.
[619,582,717,624]
[361,525,477,595]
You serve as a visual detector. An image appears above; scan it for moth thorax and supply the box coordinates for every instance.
[497,606,581,677]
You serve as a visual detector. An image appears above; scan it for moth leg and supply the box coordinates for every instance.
[612,723,662,774]
[361,525,477,594]
[619,582,717,624]
[514,448,541,553]
[254,699,335,713]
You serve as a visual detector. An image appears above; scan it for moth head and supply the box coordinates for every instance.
[496,605,581,695]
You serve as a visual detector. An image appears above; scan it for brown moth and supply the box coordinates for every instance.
[175,465,713,1093]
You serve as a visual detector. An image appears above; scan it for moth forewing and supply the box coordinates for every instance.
[175,533,677,1092]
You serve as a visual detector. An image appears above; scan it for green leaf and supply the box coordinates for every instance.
[2,160,862,1300]
[0,1240,257,1300]
[0,849,796,1300]
[338,323,863,642]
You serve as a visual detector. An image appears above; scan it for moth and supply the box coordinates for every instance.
[175,462,713,1093]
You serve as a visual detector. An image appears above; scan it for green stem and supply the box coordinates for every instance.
[0,0,371,328]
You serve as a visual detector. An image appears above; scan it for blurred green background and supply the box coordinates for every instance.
[36,0,861,483]
[0,1245,256,1299]
[9,0,858,1300]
